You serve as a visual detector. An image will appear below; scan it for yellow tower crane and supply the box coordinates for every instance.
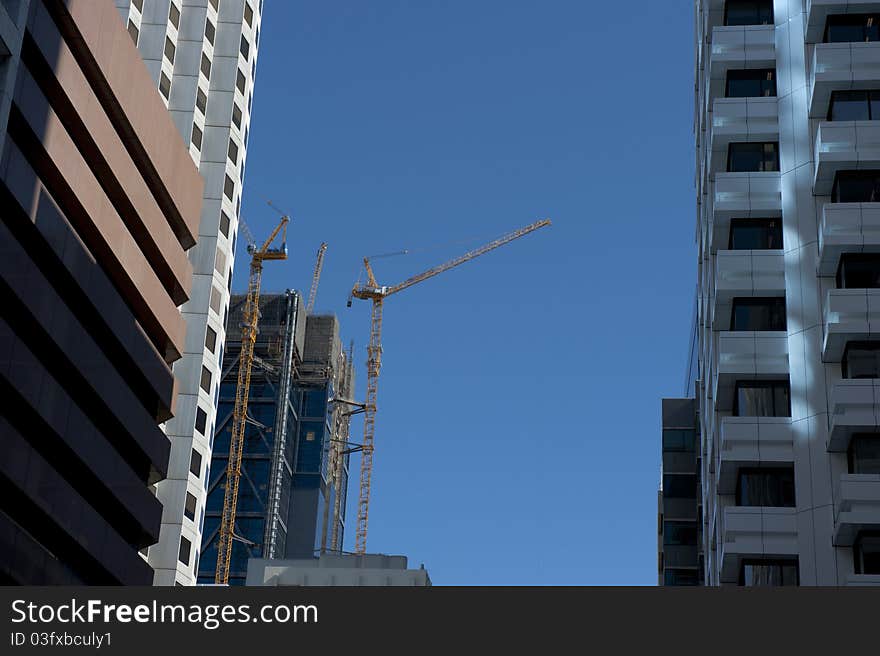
[306,242,328,314]
[214,214,290,585]
[347,218,551,554]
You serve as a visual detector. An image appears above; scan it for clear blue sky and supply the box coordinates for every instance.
[236,1,696,584]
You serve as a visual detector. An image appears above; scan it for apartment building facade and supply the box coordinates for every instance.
[0,0,203,583]
[114,0,263,585]
[692,0,880,585]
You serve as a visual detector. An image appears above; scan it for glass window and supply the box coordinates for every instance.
[842,342,880,379]
[178,536,191,565]
[214,247,226,275]
[209,284,222,315]
[164,36,175,64]
[849,434,880,474]
[740,559,799,586]
[724,0,773,26]
[127,20,139,45]
[244,3,254,25]
[825,14,880,43]
[662,429,696,452]
[205,326,217,353]
[236,69,246,94]
[196,87,207,114]
[663,521,698,546]
[734,380,790,417]
[829,90,873,121]
[228,139,239,165]
[200,366,212,394]
[736,468,796,506]
[184,492,197,521]
[662,474,697,498]
[837,253,880,288]
[190,448,202,477]
[240,35,250,60]
[854,533,880,574]
[232,104,242,129]
[224,174,235,200]
[833,171,880,203]
[195,407,207,435]
[210,0,219,11]
[169,3,180,28]
[726,69,776,98]
[728,218,783,249]
[201,53,212,79]
[730,297,786,331]
[132,0,144,11]
[728,142,779,172]
[205,20,216,45]
[219,211,231,238]
[191,124,202,150]
[159,72,171,99]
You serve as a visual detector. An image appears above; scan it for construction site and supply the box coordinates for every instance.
[202,214,551,586]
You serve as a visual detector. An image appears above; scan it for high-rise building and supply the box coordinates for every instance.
[0,0,203,583]
[114,0,263,585]
[197,292,354,585]
[658,399,703,586]
[691,0,880,585]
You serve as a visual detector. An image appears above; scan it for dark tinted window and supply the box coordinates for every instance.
[205,20,216,45]
[726,69,776,98]
[663,521,698,546]
[729,218,783,249]
[127,20,139,45]
[244,3,254,25]
[219,211,231,237]
[736,468,795,506]
[724,0,773,26]
[663,429,696,451]
[837,253,880,288]
[133,0,144,11]
[178,536,191,565]
[190,448,202,477]
[201,53,212,79]
[159,72,171,99]
[224,174,234,200]
[169,3,180,28]
[164,36,175,63]
[184,492,197,521]
[734,380,790,417]
[828,90,880,121]
[825,13,880,43]
[832,171,880,203]
[205,326,217,353]
[662,474,697,498]
[200,366,212,394]
[232,104,242,129]
[849,434,880,474]
[740,559,799,586]
[854,533,880,574]
[195,407,207,435]
[196,87,207,114]
[236,69,246,94]
[728,142,779,172]
[191,124,202,150]
[730,297,786,331]
[842,342,880,379]
[240,35,250,60]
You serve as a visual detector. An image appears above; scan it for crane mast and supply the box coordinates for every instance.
[349,218,551,554]
[306,242,327,314]
[214,215,289,585]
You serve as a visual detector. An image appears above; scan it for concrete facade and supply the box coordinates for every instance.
[246,554,432,587]
[0,0,202,583]
[693,0,880,585]
[115,0,262,585]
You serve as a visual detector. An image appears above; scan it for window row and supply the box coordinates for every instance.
[825,14,880,44]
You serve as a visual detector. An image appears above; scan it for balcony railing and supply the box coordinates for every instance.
[713,331,790,411]
[818,202,880,275]
[719,506,798,583]
[710,97,779,156]
[810,42,880,118]
[717,416,794,494]
[709,25,776,83]
[828,379,880,451]
[713,250,785,330]
[822,288,880,361]
[833,473,880,545]
[814,121,880,195]
[806,1,880,43]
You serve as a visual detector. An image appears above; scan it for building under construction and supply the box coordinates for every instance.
[197,291,355,585]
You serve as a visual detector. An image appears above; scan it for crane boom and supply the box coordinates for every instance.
[214,215,289,585]
[306,242,327,314]
[348,218,551,554]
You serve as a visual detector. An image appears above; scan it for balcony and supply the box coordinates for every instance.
[710,97,779,155]
[712,171,782,239]
[828,379,880,450]
[814,122,880,195]
[713,250,785,330]
[717,417,794,494]
[833,474,880,545]
[818,202,880,275]
[822,288,880,361]
[810,42,880,118]
[719,506,798,583]
[806,1,880,43]
[709,25,775,82]
[713,331,789,411]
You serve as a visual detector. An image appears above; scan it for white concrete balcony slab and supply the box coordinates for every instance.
[818,202,880,275]
[712,173,782,246]
[833,474,880,545]
[806,1,880,43]
[713,331,790,411]
[710,97,779,154]
[822,288,880,361]
[828,379,880,451]
[814,121,880,195]
[713,250,785,330]
[717,417,794,494]
[719,506,798,583]
[709,26,776,81]
[810,42,880,118]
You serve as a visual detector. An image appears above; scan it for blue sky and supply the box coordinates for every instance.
[236,1,696,584]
